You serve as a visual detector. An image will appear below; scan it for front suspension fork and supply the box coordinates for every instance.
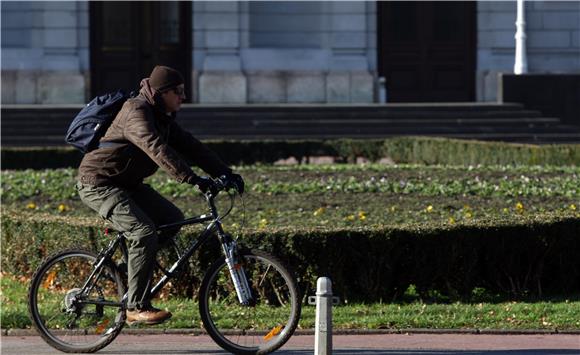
[221,236,253,306]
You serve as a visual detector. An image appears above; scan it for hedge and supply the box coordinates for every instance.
[2,137,580,169]
[2,210,579,302]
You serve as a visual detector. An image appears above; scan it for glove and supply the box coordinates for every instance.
[188,175,218,194]
[224,173,245,195]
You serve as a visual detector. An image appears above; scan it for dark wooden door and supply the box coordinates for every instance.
[378,1,476,102]
[90,1,191,98]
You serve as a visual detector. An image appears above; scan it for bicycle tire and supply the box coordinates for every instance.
[199,249,301,354]
[28,249,126,353]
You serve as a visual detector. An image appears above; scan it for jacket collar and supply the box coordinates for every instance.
[139,78,176,120]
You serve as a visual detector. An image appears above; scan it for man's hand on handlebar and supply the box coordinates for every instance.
[188,175,219,194]
[188,173,245,196]
[222,173,245,195]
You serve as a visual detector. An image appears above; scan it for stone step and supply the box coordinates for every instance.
[179,110,544,120]
[2,111,546,125]
[3,110,544,124]
[3,131,579,147]
[189,117,561,128]
[4,124,579,139]
[1,102,577,145]
[1,117,562,134]
[188,127,580,137]
[0,102,532,117]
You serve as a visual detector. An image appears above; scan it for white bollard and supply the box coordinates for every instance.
[378,77,387,103]
[314,277,332,355]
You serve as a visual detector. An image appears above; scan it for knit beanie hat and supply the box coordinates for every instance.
[148,65,184,92]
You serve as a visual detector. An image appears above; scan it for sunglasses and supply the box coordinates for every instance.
[172,87,185,96]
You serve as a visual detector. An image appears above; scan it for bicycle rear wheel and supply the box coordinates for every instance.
[28,249,126,353]
[199,249,301,354]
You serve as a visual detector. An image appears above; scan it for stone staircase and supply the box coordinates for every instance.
[2,102,579,146]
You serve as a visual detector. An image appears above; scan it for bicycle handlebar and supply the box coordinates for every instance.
[200,176,241,221]
[204,175,242,198]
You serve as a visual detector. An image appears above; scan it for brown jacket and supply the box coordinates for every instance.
[78,81,230,188]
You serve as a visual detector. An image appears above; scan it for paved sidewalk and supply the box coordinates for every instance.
[1,333,579,355]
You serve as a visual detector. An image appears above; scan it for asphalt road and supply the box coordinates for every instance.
[2,333,579,355]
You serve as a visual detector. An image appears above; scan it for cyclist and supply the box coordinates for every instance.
[76,65,244,325]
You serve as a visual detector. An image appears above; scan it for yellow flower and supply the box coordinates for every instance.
[313,207,326,217]
[345,215,355,221]
[426,205,434,213]
[58,204,69,213]
[448,217,456,225]
[516,202,524,211]
[502,208,509,214]
[26,202,37,210]
[569,204,577,211]
[465,212,472,219]
[358,211,367,221]
[258,218,268,229]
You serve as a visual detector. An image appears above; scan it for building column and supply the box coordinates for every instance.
[1,1,87,104]
[326,1,374,103]
[196,1,247,103]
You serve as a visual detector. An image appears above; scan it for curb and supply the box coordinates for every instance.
[4,328,580,337]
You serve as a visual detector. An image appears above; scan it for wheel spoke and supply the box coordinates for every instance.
[200,249,300,354]
[258,265,272,287]
[29,250,126,352]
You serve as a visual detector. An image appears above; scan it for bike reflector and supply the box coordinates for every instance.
[263,325,283,340]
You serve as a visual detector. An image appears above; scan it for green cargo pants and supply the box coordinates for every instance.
[76,182,184,309]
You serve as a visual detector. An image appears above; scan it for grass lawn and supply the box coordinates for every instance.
[3,274,578,331]
[2,164,578,331]
[1,164,578,229]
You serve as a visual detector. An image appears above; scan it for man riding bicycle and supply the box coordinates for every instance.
[76,65,244,325]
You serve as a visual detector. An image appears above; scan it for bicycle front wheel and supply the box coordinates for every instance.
[28,249,126,353]
[199,249,301,354]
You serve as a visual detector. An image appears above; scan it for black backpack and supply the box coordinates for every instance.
[65,90,134,153]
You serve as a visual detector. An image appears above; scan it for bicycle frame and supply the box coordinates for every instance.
[78,191,249,309]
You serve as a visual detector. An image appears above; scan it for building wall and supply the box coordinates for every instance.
[477,1,580,101]
[1,1,578,104]
[1,1,88,104]
[193,1,375,103]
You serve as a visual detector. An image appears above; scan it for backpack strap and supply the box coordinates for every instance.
[97,90,138,150]
[98,141,125,149]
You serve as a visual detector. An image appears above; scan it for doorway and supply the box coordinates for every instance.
[378,1,476,102]
[90,1,191,98]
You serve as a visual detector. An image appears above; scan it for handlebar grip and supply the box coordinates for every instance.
[207,175,243,196]
[214,175,235,191]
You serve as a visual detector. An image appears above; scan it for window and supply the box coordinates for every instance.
[249,1,324,48]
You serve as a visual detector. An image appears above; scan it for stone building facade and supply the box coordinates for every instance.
[193,1,376,103]
[477,1,580,101]
[2,1,89,104]
[1,1,578,104]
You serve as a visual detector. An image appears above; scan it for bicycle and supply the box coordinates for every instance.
[28,178,301,354]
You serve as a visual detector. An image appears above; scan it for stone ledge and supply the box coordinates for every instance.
[4,327,579,337]
[1,70,85,104]
[498,73,580,126]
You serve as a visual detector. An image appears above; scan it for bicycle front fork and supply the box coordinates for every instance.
[221,236,253,306]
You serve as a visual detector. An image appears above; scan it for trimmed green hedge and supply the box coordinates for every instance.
[382,137,580,166]
[2,137,580,169]
[3,211,579,301]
